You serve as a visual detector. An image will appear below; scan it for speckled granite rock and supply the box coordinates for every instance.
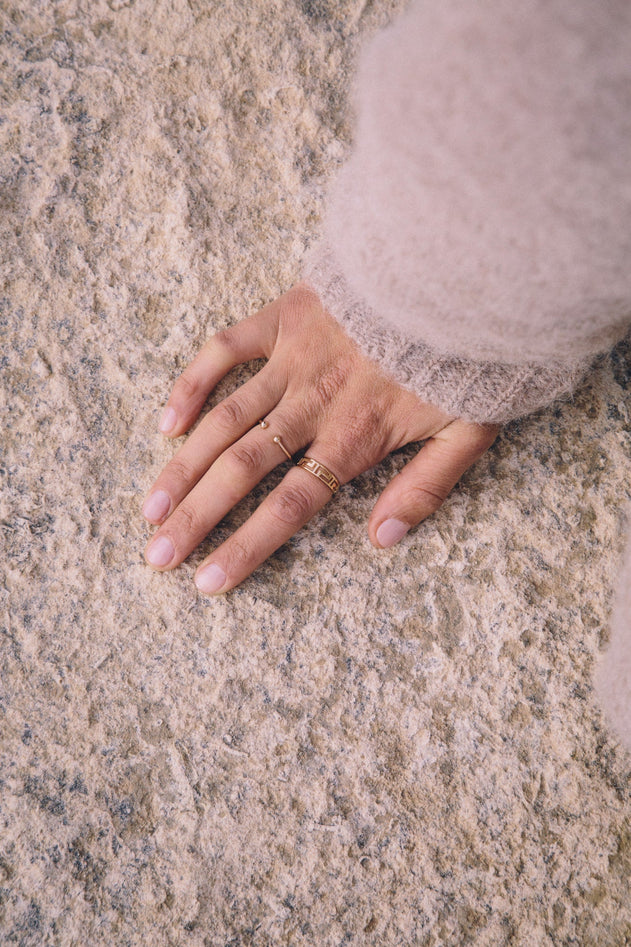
[1,2,630,945]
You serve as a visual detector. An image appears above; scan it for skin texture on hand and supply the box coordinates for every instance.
[142,284,498,593]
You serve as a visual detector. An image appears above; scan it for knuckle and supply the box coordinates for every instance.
[280,395,311,434]
[355,412,378,443]
[213,396,247,431]
[404,482,448,513]
[348,404,386,440]
[290,283,319,309]
[213,322,258,360]
[212,327,240,353]
[172,503,202,537]
[223,536,252,572]
[280,285,320,323]
[334,404,390,469]
[311,363,350,411]
[175,370,201,401]
[224,440,265,477]
[446,421,499,456]
[166,455,196,488]
[471,423,500,451]
[267,483,315,527]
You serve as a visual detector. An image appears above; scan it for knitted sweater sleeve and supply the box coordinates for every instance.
[303,0,631,425]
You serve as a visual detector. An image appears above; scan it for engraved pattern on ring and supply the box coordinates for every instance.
[296,457,340,494]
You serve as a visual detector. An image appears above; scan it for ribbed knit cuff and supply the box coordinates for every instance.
[303,241,591,425]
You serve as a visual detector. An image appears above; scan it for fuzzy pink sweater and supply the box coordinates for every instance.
[304,2,631,745]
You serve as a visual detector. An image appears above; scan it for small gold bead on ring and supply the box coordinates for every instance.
[272,435,292,461]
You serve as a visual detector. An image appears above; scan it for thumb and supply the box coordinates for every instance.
[368,420,499,548]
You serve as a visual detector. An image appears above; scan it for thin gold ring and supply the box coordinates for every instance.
[272,435,292,461]
[296,456,340,494]
[259,419,292,461]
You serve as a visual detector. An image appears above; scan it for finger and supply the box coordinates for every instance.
[142,365,283,524]
[368,421,499,548]
[144,410,313,571]
[193,443,343,594]
[158,308,277,438]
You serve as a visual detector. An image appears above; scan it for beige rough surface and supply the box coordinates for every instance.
[1,1,631,945]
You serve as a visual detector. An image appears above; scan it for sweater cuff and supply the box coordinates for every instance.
[303,241,592,426]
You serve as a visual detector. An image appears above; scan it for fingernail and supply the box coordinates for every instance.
[142,489,171,522]
[376,518,409,548]
[146,535,175,567]
[195,563,227,595]
[159,406,177,435]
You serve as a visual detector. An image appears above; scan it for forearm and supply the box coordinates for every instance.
[304,242,594,425]
[305,0,631,423]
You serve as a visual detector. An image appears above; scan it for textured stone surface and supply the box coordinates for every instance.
[1,1,630,945]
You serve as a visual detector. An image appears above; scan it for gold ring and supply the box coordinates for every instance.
[259,420,292,461]
[296,456,340,494]
[272,435,292,461]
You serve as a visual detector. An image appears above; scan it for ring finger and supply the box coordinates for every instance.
[193,436,347,594]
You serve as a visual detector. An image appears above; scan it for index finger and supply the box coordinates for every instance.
[159,307,277,438]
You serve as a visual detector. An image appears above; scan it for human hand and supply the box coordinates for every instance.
[142,284,498,593]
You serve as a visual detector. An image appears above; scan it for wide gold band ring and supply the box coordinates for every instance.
[296,456,340,494]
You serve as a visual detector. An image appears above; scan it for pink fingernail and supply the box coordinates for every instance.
[376,518,409,548]
[142,489,171,522]
[159,407,177,434]
[146,535,175,567]
[195,563,227,595]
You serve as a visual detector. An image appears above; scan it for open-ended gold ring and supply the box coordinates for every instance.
[296,456,340,494]
[258,419,292,461]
